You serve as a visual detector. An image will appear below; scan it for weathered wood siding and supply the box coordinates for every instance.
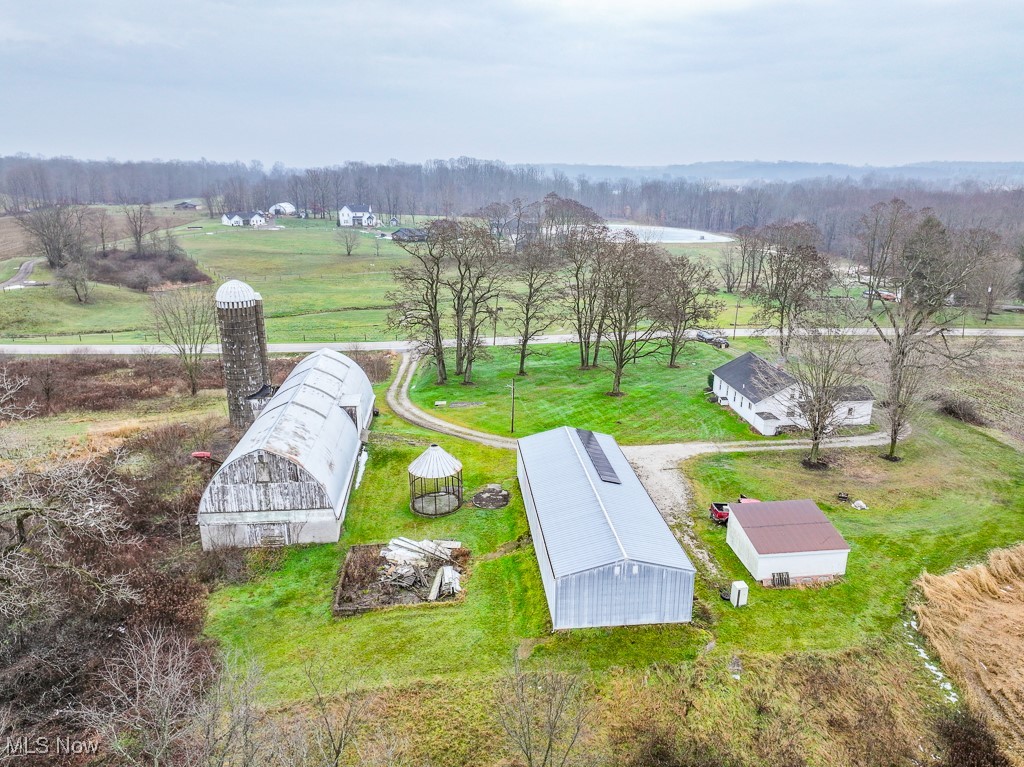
[199,451,331,514]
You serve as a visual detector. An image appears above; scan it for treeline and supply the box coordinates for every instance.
[3,154,1024,255]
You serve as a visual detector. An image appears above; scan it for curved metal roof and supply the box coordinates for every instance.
[200,349,375,515]
[408,444,462,479]
[215,279,262,309]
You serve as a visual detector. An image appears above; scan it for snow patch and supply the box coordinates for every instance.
[354,450,369,489]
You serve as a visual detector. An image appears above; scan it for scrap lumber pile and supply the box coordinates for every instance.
[379,538,464,600]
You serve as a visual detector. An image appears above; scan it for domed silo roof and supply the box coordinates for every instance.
[408,444,462,479]
[216,279,262,309]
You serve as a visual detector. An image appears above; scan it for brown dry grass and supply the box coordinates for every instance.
[0,216,30,260]
[917,544,1024,766]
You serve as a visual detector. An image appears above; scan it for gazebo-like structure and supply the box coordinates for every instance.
[409,444,463,517]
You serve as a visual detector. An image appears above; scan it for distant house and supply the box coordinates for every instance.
[338,205,376,227]
[389,216,399,226]
[711,351,873,436]
[726,499,850,586]
[391,227,428,243]
[221,211,267,227]
[174,200,199,210]
[268,202,296,216]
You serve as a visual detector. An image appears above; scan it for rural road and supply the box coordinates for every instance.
[1,326,1022,356]
[0,258,42,290]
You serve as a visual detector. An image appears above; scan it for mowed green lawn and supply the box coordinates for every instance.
[205,387,706,702]
[407,342,764,444]
[686,411,1024,653]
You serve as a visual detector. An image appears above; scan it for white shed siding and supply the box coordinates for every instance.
[727,516,849,582]
[554,562,693,630]
[517,427,696,630]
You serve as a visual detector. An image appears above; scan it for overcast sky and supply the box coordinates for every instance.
[2,0,1021,168]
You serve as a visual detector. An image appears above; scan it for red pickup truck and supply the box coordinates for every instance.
[708,495,760,524]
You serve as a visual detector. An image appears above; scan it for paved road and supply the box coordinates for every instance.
[0,258,42,290]
[2,327,1022,356]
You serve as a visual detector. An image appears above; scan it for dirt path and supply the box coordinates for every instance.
[0,257,42,289]
[387,351,904,573]
[386,353,517,450]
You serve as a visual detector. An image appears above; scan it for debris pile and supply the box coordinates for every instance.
[333,539,469,617]
[379,538,464,600]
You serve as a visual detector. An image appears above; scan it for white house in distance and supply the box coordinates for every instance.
[726,499,850,586]
[711,351,873,436]
[338,204,377,227]
[221,211,267,227]
[268,202,296,216]
[197,349,375,549]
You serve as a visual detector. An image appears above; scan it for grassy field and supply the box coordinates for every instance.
[205,381,707,703]
[407,341,768,444]
[686,411,1024,653]
[2,213,1021,343]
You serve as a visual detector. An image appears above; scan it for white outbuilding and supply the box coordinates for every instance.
[712,352,873,436]
[268,202,296,216]
[517,427,696,630]
[725,499,850,587]
[197,349,375,549]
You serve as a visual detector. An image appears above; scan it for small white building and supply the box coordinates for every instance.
[221,211,267,227]
[518,427,696,630]
[711,351,873,436]
[197,349,375,549]
[268,202,296,216]
[726,499,850,586]
[338,204,376,227]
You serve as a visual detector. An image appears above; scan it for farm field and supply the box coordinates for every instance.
[200,360,1021,764]
[2,213,1021,344]
[406,341,767,444]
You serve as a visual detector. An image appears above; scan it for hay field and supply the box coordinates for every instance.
[917,545,1024,766]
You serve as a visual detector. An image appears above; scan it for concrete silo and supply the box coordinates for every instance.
[215,280,271,428]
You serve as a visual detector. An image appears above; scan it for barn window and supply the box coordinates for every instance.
[256,453,270,483]
[287,462,299,482]
[847,407,854,416]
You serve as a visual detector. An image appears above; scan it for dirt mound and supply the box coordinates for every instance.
[916,544,1024,766]
[472,484,510,509]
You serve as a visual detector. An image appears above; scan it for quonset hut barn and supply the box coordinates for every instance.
[517,427,696,630]
[198,349,375,549]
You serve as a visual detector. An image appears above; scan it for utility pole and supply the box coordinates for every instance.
[508,377,516,434]
[733,299,740,339]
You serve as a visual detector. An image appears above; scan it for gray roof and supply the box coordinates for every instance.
[713,352,793,403]
[203,349,374,513]
[714,353,874,405]
[517,427,695,577]
[342,204,372,213]
[225,211,262,219]
[729,499,850,555]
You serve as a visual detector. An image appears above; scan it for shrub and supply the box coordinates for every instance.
[939,395,987,426]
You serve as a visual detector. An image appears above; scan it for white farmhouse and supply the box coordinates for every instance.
[197,349,375,549]
[221,211,267,227]
[726,499,850,586]
[338,204,376,227]
[711,351,873,436]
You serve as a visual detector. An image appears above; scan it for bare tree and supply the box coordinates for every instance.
[864,213,982,459]
[561,223,610,369]
[16,204,89,269]
[507,241,564,375]
[80,627,211,767]
[653,255,724,368]
[855,199,916,310]
[389,225,449,384]
[336,227,362,257]
[600,232,664,396]
[151,287,217,396]
[0,451,138,634]
[759,312,866,465]
[184,654,267,767]
[750,222,832,359]
[716,245,743,293]
[495,656,589,767]
[301,663,366,767]
[961,228,1014,322]
[122,203,159,256]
